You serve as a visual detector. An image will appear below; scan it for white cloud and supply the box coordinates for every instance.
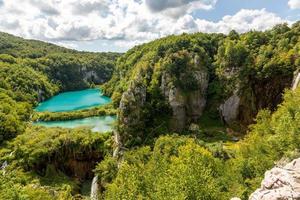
[0,0,290,51]
[195,9,287,34]
[288,0,300,9]
[145,0,217,18]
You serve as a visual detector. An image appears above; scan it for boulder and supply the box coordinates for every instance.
[249,158,300,200]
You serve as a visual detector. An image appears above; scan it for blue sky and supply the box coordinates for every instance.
[0,0,299,52]
[194,0,299,21]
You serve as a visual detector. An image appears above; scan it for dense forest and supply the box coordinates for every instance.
[1,21,300,199]
[0,33,119,198]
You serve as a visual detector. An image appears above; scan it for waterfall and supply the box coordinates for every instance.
[90,175,98,200]
[113,130,121,158]
[1,161,8,175]
[292,72,300,91]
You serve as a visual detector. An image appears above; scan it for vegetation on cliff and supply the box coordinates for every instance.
[96,87,300,200]
[1,21,300,199]
[0,126,112,199]
[0,32,119,143]
[0,32,118,198]
[103,22,300,147]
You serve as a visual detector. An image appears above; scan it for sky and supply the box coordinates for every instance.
[0,0,299,52]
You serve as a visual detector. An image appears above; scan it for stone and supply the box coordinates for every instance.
[160,54,209,131]
[249,158,300,200]
[118,77,147,143]
[90,175,98,200]
[219,93,240,124]
[292,72,300,91]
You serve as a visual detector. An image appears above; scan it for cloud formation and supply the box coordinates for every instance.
[0,0,290,50]
[145,0,216,17]
[288,0,300,9]
[195,9,286,34]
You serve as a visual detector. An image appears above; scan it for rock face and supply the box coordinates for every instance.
[220,75,294,127]
[160,55,208,131]
[249,158,300,200]
[219,92,240,124]
[90,175,99,200]
[118,78,147,144]
[118,53,209,138]
[292,72,300,91]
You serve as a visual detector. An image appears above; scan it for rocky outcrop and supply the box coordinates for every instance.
[118,53,209,139]
[90,175,99,200]
[292,72,300,91]
[83,70,104,83]
[219,92,240,124]
[160,55,208,131]
[249,158,300,200]
[118,78,147,144]
[219,75,294,127]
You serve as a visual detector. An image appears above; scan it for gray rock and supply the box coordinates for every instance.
[37,89,45,102]
[219,93,240,124]
[118,77,147,142]
[249,158,300,200]
[292,72,300,91]
[90,175,98,200]
[83,70,103,83]
[161,54,208,131]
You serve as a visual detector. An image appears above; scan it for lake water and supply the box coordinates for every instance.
[35,89,111,112]
[33,116,116,133]
[34,88,116,132]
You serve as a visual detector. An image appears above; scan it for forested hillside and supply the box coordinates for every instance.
[103,22,300,147]
[0,33,119,198]
[0,32,119,142]
[1,21,300,200]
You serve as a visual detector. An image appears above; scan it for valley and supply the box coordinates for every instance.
[0,22,300,200]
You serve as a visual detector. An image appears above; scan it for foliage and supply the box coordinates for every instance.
[0,126,112,198]
[32,103,117,122]
[101,135,227,200]
[96,87,300,199]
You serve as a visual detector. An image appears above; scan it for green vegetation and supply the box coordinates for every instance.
[0,32,118,198]
[0,32,119,143]
[103,22,300,146]
[96,87,300,199]
[0,126,112,199]
[1,22,300,199]
[32,104,117,122]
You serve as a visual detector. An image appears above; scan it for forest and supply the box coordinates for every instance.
[0,21,300,199]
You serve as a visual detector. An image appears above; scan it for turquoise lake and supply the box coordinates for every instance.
[34,88,115,132]
[35,89,111,112]
[34,116,116,133]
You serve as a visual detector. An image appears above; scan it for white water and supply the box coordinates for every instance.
[292,72,300,90]
[90,175,98,200]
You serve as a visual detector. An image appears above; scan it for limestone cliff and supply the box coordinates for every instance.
[160,55,208,131]
[292,72,300,91]
[118,78,147,145]
[249,158,300,200]
[118,52,209,144]
[219,75,293,126]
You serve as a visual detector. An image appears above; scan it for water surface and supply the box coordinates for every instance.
[35,89,111,112]
[33,116,116,133]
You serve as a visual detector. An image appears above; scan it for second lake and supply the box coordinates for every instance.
[34,88,116,132]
